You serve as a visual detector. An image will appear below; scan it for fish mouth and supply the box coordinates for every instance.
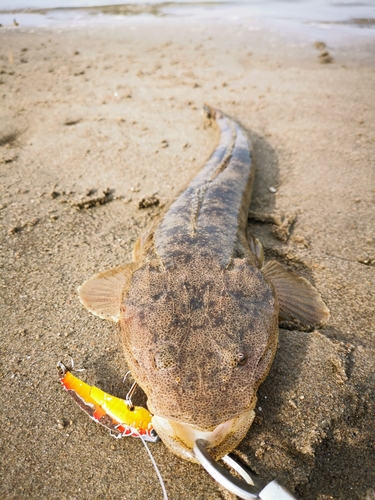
[152,408,256,462]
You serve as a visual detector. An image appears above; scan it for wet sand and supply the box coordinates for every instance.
[1,18,375,500]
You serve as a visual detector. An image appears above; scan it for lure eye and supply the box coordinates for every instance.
[237,352,247,366]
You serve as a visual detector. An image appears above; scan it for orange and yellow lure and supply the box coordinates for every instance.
[57,361,158,442]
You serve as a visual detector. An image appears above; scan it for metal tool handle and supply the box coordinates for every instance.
[193,439,297,500]
[258,480,297,500]
[194,439,260,499]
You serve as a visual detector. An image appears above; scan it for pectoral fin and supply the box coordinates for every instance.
[262,260,330,327]
[78,262,139,322]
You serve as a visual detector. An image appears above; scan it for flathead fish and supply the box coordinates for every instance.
[79,106,329,462]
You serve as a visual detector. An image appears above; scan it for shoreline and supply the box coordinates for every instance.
[0,1,375,44]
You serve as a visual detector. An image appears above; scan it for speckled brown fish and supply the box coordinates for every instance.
[78,106,329,463]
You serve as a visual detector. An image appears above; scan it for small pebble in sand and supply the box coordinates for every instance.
[314,41,326,51]
[138,195,160,209]
[8,223,28,235]
[319,51,333,64]
[357,253,372,265]
[64,118,81,126]
[314,41,333,64]
[291,235,309,247]
[269,186,277,193]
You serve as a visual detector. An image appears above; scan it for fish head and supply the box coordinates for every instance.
[120,257,279,461]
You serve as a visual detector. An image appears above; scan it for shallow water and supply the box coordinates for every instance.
[0,0,374,40]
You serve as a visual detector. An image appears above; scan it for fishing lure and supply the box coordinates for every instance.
[57,361,158,442]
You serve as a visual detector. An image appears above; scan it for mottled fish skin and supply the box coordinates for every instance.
[79,106,329,463]
[119,107,279,460]
[153,108,256,267]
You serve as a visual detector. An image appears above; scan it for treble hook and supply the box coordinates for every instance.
[125,381,137,410]
[122,370,137,410]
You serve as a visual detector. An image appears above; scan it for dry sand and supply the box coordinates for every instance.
[1,17,374,500]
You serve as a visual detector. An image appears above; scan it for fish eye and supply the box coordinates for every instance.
[237,352,247,366]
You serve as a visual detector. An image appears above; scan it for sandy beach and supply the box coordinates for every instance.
[1,12,375,500]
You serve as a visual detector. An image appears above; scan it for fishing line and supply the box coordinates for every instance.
[139,435,169,500]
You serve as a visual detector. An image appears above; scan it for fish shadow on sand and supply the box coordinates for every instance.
[233,132,353,496]
[249,131,279,216]
[302,376,375,499]
[92,352,149,409]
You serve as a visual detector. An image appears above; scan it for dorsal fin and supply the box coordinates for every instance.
[78,262,139,322]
